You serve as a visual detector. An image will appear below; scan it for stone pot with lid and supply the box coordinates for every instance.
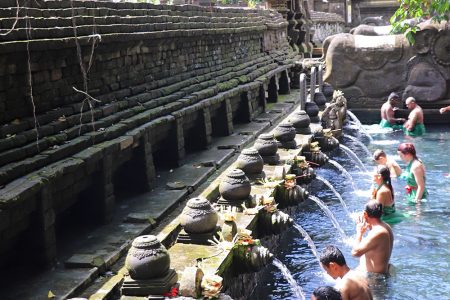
[219,169,251,201]
[254,133,278,157]
[180,197,218,234]
[125,235,171,280]
[274,122,296,142]
[236,148,264,175]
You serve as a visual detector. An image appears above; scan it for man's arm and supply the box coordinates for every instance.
[389,159,402,177]
[405,110,418,130]
[352,230,378,257]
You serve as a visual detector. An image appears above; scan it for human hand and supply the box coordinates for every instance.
[356,215,370,234]
[440,108,447,114]
[393,107,399,111]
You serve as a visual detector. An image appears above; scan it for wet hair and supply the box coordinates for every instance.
[319,245,347,267]
[405,96,416,104]
[373,149,386,161]
[313,286,342,300]
[397,143,417,159]
[376,165,394,200]
[388,92,399,102]
[364,200,383,219]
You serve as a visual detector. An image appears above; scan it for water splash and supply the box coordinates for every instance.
[272,258,306,300]
[340,144,368,173]
[344,134,372,158]
[346,110,373,142]
[316,176,351,216]
[309,195,348,240]
[328,159,357,190]
[293,223,320,263]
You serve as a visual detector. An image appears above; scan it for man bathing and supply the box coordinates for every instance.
[403,97,425,136]
[379,92,405,129]
[352,201,394,274]
[320,245,373,300]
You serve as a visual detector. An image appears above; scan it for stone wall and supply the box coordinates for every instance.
[0,0,296,266]
[310,10,345,45]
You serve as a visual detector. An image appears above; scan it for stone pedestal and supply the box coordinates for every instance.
[177,226,221,245]
[121,269,178,296]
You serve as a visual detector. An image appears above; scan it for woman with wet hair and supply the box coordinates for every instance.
[397,143,427,203]
[373,165,404,224]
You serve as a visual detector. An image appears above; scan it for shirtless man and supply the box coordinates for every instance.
[379,92,405,129]
[352,201,394,274]
[403,97,425,136]
[373,149,401,177]
[320,245,373,300]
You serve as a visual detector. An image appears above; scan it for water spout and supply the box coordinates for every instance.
[293,223,320,263]
[340,144,368,172]
[346,111,373,142]
[344,134,372,158]
[272,258,306,300]
[328,159,356,190]
[309,196,348,240]
[316,176,350,216]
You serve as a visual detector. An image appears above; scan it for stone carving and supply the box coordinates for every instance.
[273,122,297,149]
[302,142,329,166]
[289,110,311,134]
[273,174,309,208]
[291,156,316,185]
[361,16,388,26]
[254,134,280,165]
[180,197,218,234]
[219,169,251,201]
[324,23,450,105]
[236,148,264,175]
[312,129,339,152]
[125,235,170,280]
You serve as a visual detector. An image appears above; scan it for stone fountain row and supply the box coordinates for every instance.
[91,67,346,299]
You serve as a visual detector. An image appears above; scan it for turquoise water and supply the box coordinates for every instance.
[250,125,449,299]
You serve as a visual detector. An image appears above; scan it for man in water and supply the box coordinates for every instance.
[352,201,394,274]
[403,97,425,136]
[373,149,402,177]
[320,245,373,300]
[311,286,342,300]
[379,92,405,129]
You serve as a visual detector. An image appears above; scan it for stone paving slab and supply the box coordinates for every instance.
[209,134,254,150]
[0,267,99,300]
[126,188,190,222]
[233,121,270,136]
[269,102,295,114]
[253,111,282,125]
[158,165,216,190]
[184,148,235,168]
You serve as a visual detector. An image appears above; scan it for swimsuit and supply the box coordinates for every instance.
[403,159,428,203]
[375,183,405,224]
[379,119,402,130]
[403,122,426,136]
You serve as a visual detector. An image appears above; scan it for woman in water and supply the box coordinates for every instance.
[397,143,427,203]
[372,165,403,224]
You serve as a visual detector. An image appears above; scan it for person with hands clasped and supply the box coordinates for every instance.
[352,201,394,275]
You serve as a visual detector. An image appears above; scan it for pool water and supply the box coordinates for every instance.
[250,125,449,300]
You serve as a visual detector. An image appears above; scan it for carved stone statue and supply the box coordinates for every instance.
[323,22,450,107]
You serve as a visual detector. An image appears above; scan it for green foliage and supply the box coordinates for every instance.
[390,0,450,44]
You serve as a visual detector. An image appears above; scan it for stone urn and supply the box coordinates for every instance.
[254,133,279,165]
[305,101,320,123]
[274,122,297,149]
[219,169,251,201]
[289,110,311,134]
[313,89,327,108]
[236,148,264,175]
[323,82,334,100]
[254,133,278,156]
[180,197,218,234]
[125,235,171,280]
